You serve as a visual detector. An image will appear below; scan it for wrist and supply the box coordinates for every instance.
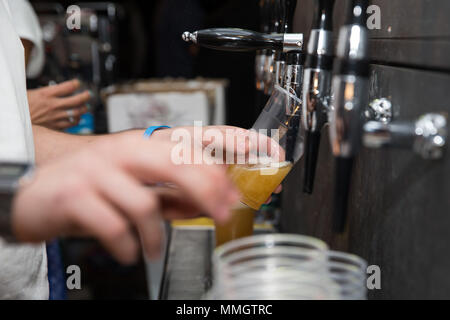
[149,127,171,140]
[143,126,171,139]
[0,163,34,242]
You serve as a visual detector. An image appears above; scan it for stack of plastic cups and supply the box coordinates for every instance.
[322,251,368,300]
[206,234,367,300]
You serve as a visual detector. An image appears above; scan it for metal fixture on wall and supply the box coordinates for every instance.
[302,0,335,194]
[363,99,447,160]
[328,0,370,233]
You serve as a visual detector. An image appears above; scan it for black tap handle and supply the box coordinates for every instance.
[182,28,283,52]
[333,157,354,232]
[278,0,297,33]
[312,0,335,31]
[284,0,298,33]
[260,0,272,33]
[303,131,321,194]
[273,0,283,33]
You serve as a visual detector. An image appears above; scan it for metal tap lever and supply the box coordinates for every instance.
[284,51,305,99]
[273,0,299,88]
[302,0,335,194]
[256,0,275,92]
[329,0,370,233]
[364,112,447,160]
[182,28,303,53]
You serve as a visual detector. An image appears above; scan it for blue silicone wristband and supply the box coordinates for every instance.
[143,126,171,139]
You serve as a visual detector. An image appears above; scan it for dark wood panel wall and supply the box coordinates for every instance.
[295,0,450,70]
[282,0,450,299]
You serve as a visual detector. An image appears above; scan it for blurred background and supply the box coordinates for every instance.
[29,0,259,132]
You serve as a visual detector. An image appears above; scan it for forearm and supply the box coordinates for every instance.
[33,125,95,164]
[33,125,145,165]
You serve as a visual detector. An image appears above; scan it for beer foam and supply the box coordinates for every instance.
[245,161,291,171]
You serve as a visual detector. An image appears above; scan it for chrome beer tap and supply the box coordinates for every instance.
[280,0,304,101]
[273,0,298,88]
[283,50,305,99]
[263,0,282,95]
[302,0,335,194]
[256,0,273,92]
[329,0,370,232]
[363,99,447,160]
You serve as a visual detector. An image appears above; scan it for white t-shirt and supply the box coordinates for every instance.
[0,0,48,299]
[8,0,45,79]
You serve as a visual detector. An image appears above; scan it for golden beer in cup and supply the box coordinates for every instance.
[227,161,292,210]
[215,202,255,247]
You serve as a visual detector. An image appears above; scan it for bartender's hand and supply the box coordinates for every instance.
[11,136,239,264]
[152,125,286,163]
[152,125,284,197]
[28,79,91,130]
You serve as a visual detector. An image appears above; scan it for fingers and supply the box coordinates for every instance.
[151,186,203,220]
[107,139,239,223]
[263,185,282,204]
[53,105,88,121]
[45,79,81,97]
[274,185,283,194]
[201,126,248,157]
[55,91,91,109]
[51,116,81,130]
[90,164,164,260]
[247,129,286,162]
[191,126,286,163]
[66,191,140,265]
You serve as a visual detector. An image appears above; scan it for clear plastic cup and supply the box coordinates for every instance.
[227,85,304,209]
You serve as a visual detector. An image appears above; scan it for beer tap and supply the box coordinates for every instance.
[256,0,273,92]
[302,0,335,194]
[182,1,302,93]
[273,0,298,88]
[328,0,370,232]
[181,29,302,53]
[363,99,447,160]
[283,49,305,99]
[262,0,281,95]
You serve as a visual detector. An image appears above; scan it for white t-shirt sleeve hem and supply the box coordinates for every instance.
[8,0,45,78]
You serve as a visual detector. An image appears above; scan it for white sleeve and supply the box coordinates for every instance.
[7,0,45,79]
